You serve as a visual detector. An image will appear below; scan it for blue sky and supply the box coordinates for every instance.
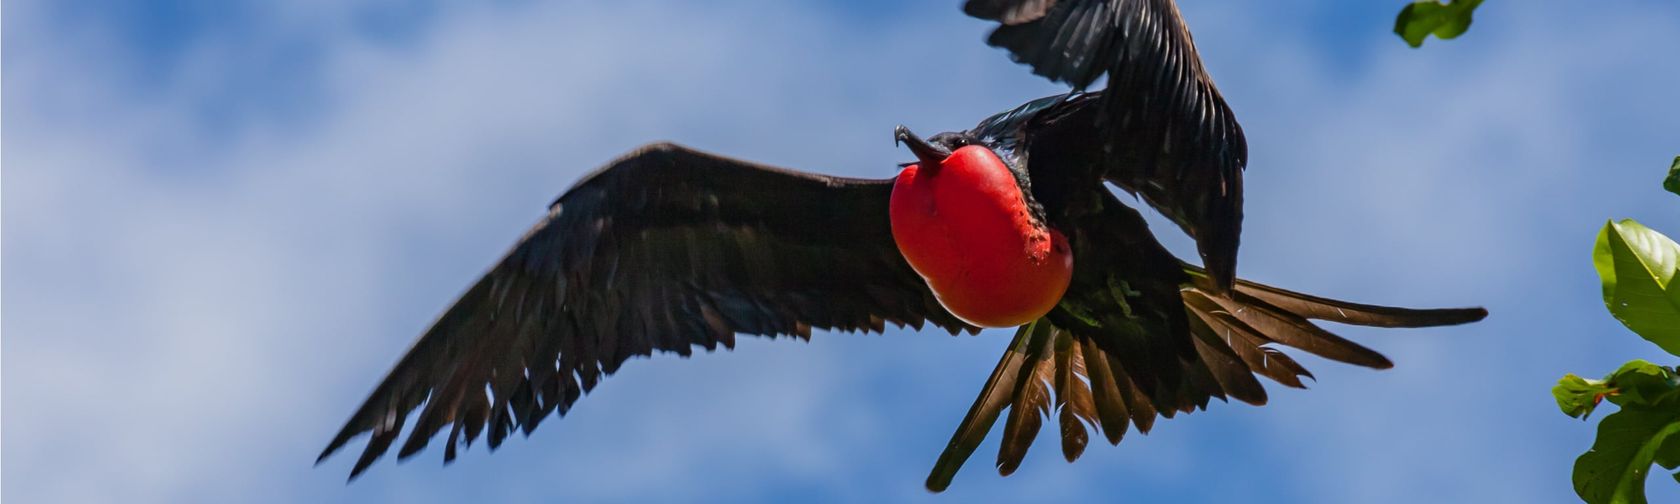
[6,1,1680,502]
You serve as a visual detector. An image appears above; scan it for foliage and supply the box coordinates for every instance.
[1595,220,1680,356]
[1555,360,1680,504]
[1397,6,1680,501]
[1394,0,1484,47]
[1664,157,1680,198]
[1557,175,1680,502]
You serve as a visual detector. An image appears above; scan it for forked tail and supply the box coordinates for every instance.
[924,270,1485,492]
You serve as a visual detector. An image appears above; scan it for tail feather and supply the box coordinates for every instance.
[1052,334,1098,462]
[925,321,1046,492]
[1235,279,1488,327]
[1188,288,1395,369]
[1186,313,1268,405]
[1190,297,1315,388]
[1076,336,1132,445]
[925,273,1486,491]
[996,327,1056,476]
[1186,267,1489,328]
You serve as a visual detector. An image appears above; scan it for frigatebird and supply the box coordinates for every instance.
[318,0,1488,491]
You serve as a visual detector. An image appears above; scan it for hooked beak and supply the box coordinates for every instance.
[895,125,948,168]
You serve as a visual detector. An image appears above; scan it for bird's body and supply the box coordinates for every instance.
[318,0,1488,492]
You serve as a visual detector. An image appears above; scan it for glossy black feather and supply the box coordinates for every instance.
[964,0,1248,291]
[319,143,974,479]
[965,0,1057,24]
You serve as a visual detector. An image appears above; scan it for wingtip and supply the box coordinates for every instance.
[924,444,976,495]
[396,438,428,461]
[996,458,1023,477]
[1208,271,1235,294]
[1101,427,1123,446]
[316,439,346,466]
[924,474,953,494]
[348,454,379,482]
[1061,442,1085,463]
[1405,306,1489,327]
[1355,351,1395,370]
[317,421,368,466]
[346,463,369,483]
[1202,243,1238,295]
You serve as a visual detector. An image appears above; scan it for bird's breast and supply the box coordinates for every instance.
[890,146,1073,328]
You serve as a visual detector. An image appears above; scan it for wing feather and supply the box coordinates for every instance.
[320,143,971,478]
[1053,331,1097,462]
[964,0,1247,290]
[996,323,1057,476]
[925,322,1039,492]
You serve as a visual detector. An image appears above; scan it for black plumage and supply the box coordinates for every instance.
[922,188,1485,491]
[318,0,1488,490]
[966,0,1249,292]
[317,137,1484,485]
[318,143,976,478]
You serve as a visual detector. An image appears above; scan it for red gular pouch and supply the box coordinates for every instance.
[890,145,1072,328]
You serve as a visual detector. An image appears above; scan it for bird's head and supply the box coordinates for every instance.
[888,125,1072,328]
[894,125,978,170]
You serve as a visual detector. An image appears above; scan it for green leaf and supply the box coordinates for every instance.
[1664,156,1680,198]
[1559,373,1617,418]
[1657,433,1680,471]
[1394,0,1485,48]
[1574,404,1680,504]
[1602,361,1680,409]
[1594,220,1680,356]
[1557,362,1680,420]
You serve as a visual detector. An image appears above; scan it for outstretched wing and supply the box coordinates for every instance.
[964,0,1247,291]
[319,142,973,479]
[924,193,1486,492]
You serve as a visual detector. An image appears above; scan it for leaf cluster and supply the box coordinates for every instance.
[1556,199,1680,503]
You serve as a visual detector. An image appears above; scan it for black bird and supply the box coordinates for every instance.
[318,0,1487,491]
